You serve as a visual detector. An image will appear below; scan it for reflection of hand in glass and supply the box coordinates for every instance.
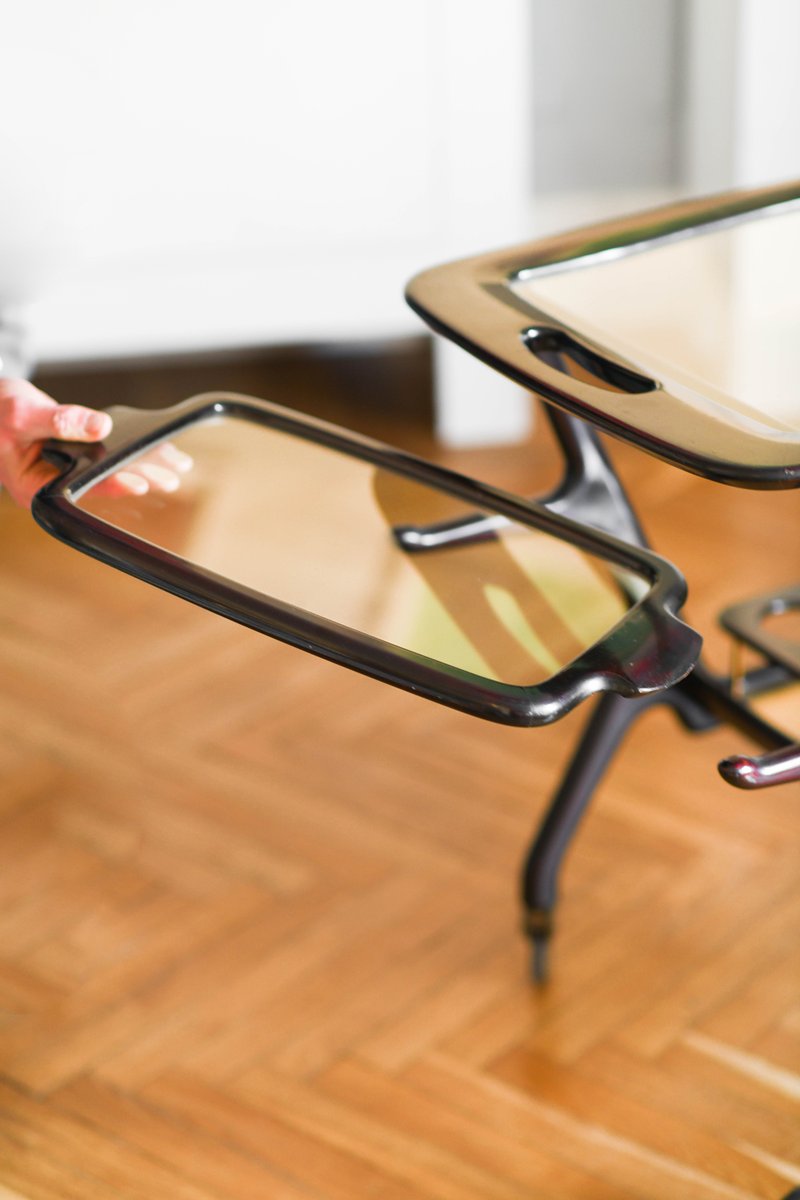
[97,441,193,498]
[0,379,191,508]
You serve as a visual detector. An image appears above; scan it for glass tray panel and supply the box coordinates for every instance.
[76,413,630,688]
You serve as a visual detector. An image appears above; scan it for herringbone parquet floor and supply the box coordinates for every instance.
[0,372,798,1200]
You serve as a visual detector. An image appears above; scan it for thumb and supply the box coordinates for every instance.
[0,380,112,444]
[42,404,113,443]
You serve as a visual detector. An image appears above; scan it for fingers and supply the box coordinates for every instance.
[0,379,111,444]
[50,405,112,442]
[4,456,60,510]
[0,375,194,509]
[94,466,177,499]
[155,442,193,475]
[94,470,150,498]
[93,442,194,499]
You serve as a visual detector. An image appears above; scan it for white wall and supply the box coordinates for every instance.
[734,0,800,186]
[532,0,681,194]
[8,2,796,436]
[0,0,534,442]
[682,0,800,192]
[1,4,532,360]
[532,0,800,205]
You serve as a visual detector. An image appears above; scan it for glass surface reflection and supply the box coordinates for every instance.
[75,415,633,687]
[513,206,800,431]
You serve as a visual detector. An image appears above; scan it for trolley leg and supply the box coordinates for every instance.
[521,691,648,983]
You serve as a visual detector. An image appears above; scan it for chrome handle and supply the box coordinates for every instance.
[718,743,800,788]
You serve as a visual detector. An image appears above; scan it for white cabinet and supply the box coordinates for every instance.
[1,1,533,442]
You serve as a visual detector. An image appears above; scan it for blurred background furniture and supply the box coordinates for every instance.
[4,0,800,437]
[2,0,533,443]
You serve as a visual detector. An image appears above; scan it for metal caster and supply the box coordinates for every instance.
[524,907,553,985]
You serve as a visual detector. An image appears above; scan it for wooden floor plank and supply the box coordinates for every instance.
[488,1045,790,1198]
[0,374,798,1197]
[229,1064,598,1200]
[407,1052,782,1200]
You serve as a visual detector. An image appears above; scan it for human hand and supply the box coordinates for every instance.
[0,379,191,509]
